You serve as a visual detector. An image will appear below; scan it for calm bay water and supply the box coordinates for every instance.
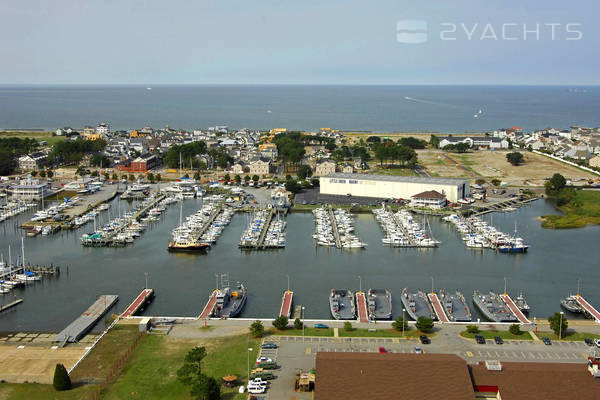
[1,85,600,132]
[0,198,599,332]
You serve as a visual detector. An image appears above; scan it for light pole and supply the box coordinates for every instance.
[559,311,564,340]
[302,306,305,337]
[402,308,406,339]
[247,347,253,386]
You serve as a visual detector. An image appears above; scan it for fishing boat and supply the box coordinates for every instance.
[401,288,436,321]
[329,289,356,320]
[514,293,530,314]
[472,290,517,322]
[212,282,247,318]
[440,290,472,322]
[366,288,392,320]
[167,236,210,252]
[560,295,583,314]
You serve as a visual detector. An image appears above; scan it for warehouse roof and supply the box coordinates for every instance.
[322,173,467,185]
[315,353,475,400]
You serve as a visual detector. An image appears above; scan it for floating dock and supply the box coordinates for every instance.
[292,305,303,320]
[0,299,23,313]
[427,293,449,323]
[279,290,294,319]
[122,288,154,318]
[55,295,118,344]
[355,291,368,323]
[574,295,600,322]
[500,293,531,324]
[198,290,218,319]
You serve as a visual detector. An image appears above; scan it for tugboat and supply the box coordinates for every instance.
[514,292,530,314]
[167,236,210,252]
[212,282,247,318]
[440,290,472,322]
[560,295,583,314]
[366,289,392,320]
[329,289,356,320]
[401,288,436,321]
[473,290,518,322]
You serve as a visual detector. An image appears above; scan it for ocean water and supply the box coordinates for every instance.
[0,85,599,133]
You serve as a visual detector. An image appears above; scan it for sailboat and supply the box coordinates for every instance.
[498,222,529,253]
[14,238,41,282]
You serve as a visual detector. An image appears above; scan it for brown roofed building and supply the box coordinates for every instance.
[315,353,476,400]
[410,189,447,208]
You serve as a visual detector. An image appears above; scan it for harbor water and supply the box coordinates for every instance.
[1,197,599,332]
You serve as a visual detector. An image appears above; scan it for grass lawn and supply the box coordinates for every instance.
[271,327,334,337]
[541,190,600,229]
[0,383,99,400]
[338,328,432,338]
[373,167,416,176]
[70,324,141,383]
[0,131,66,146]
[460,329,533,341]
[536,330,600,341]
[101,334,260,400]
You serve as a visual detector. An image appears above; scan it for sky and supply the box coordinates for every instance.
[0,0,598,85]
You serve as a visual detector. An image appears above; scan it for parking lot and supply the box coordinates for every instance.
[253,334,595,399]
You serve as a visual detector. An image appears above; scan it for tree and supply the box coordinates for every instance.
[491,178,501,187]
[156,173,162,182]
[103,172,110,180]
[475,178,486,185]
[177,346,207,385]
[392,316,408,331]
[244,175,250,183]
[39,169,47,178]
[250,320,264,337]
[297,165,312,180]
[285,179,301,194]
[91,170,99,177]
[545,173,567,195]
[252,175,259,183]
[53,363,71,391]
[366,136,381,144]
[76,166,87,176]
[47,169,54,178]
[506,152,524,166]
[147,172,155,182]
[548,312,568,338]
[194,172,200,180]
[509,324,521,335]
[223,173,230,183]
[430,134,440,148]
[190,374,221,400]
[111,173,118,180]
[90,153,110,167]
[415,316,434,333]
[310,177,320,187]
[128,174,136,181]
[398,137,427,149]
[234,174,241,184]
[294,317,303,330]
[272,316,289,330]
[466,325,479,334]
[343,321,353,331]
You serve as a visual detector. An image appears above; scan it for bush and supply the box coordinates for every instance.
[392,316,408,331]
[53,363,71,391]
[294,317,303,330]
[343,321,353,332]
[475,178,486,185]
[509,324,521,335]
[250,320,265,338]
[506,151,524,166]
[415,316,434,333]
[272,316,289,330]
[491,178,501,187]
[466,325,479,334]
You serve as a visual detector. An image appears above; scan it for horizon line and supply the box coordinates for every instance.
[0,83,599,87]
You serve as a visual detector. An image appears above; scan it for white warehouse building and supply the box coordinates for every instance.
[319,173,470,203]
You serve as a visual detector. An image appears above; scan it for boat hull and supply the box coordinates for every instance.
[167,244,210,252]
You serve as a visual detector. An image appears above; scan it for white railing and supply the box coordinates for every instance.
[532,150,600,176]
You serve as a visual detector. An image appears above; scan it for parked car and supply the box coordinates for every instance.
[261,342,278,349]
[594,338,600,348]
[494,336,504,345]
[247,385,266,394]
[314,323,329,329]
[475,334,486,344]
[378,347,387,353]
[542,337,552,345]
[584,338,594,346]
[419,335,430,344]
[256,357,272,364]
[414,346,423,354]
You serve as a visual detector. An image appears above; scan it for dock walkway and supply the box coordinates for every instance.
[356,291,368,323]
[55,295,118,344]
[328,205,341,248]
[256,209,274,248]
[198,290,218,319]
[122,289,154,318]
[279,290,294,319]
[500,294,531,324]
[574,295,600,322]
[427,293,449,323]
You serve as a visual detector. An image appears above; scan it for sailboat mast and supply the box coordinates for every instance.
[21,237,25,268]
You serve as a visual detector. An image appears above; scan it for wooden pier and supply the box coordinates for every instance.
[55,295,119,344]
[328,205,342,248]
[355,291,368,323]
[469,197,539,217]
[279,290,294,319]
[198,290,218,319]
[574,294,600,322]
[0,299,23,313]
[427,293,449,323]
[255,209,274,249]
[500,293,531,324]
[122,288,154,318]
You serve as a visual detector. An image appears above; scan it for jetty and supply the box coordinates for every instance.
[198,290,218,319]
[0,299,23,313]
[279,290,294,319]
[427,292,449,323]
[469,197,539,217]
[55,295,118,344]
[122,288,154,318]
[574,294,600,322]
[500,293,531,324]
[355,291,369,323]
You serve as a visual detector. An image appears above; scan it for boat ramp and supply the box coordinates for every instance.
[427,292,450,323]
[574,294,600,322]
[500,293,531,324]
[122,288,154,318]
[199,290,218,319]
[279,290,294,319]
[55,294,118,345]
[355,291,368,323]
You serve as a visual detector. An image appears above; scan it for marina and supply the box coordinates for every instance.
[54,295,119,344]
[313,206,366,249]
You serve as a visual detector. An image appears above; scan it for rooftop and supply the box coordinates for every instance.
[323,173,468,185]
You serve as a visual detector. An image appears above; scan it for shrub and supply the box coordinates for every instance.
[415,316,434,333]
[466,325,479,334]
[53,363,71,391]
[509,324,521,335]
[392,316,408,331]
[250,320,265,338]
[343,321,353,331]
[491,178,501,186]
[294,317,303,330]
[272,316,289,330]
